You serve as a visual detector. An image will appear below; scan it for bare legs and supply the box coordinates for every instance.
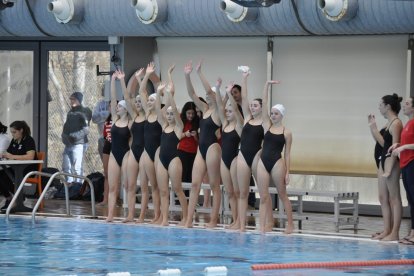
[374,160,402,241]
[98,153,110,206]
[123,152,139,222]
[221,160,238,229]
[141,151,161,223]
[185,144,221,228]
[106,154,121,222]
[236,154,252,232]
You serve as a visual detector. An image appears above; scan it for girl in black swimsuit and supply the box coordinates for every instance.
[155,68,188,226]
[236,71,264,232]
[184,61,222,229]
[213,79,244,229]
[122,68,147,223]
[368,93,403,241]
[256,80,294,234]
[106,70,132,222]
[139,62,163,224]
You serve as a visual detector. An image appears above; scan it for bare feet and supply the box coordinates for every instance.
[373,232,389,240]
[264,223,274,233]
[105,217,114,223]
[122,218,134,223]
[284,224,294,234]
[177,219,186,227]
[184,220,193,228]
[135,217,145,224]
[97,201,107,207]
[160,220,169,226]
[151,215,162,225]
[206,222,217,229]
[381,234,399,241]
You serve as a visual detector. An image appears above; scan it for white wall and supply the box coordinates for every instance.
[156,37,267,110]
[156,35,409,177]
[272,35,408,175]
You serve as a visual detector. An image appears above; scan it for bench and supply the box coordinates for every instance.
[126,181,359,232]
[224,186,359,232]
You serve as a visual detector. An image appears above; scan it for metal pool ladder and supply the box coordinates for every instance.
[6,171,96,222]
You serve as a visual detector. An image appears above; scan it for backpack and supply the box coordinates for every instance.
[53,181,83,200]
[37,167,62,197]
[79,172,105,203]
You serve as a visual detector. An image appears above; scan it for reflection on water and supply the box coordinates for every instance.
[0,217,414,275]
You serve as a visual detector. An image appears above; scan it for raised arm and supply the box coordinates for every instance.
[110,71,119,121]
[184,61,207,113]
[166,86,184,135]
[117,70,135,118]
[368,114,384,146]
[241,71,251,122]
[139,62,155,114]
[164,64,176,109]
[155,83,167,128]
[262,80,280,130]
[226,82,244,132]
[214,78,227,126]
[196,60,215,95]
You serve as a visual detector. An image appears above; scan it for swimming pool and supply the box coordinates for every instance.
[1,216,414,275]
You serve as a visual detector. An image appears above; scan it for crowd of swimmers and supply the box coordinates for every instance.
[100,61,293,234]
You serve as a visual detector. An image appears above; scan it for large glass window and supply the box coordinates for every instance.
[47,51,110,177]
[0,51,34,129]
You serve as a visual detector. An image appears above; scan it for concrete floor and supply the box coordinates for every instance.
[1,196,412,240]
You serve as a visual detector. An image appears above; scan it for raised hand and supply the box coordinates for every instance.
[135,68,144,80]
[168,64,175,75]
[157,83,166,93]
[184,61,193,75]
[111,70,118,80]
[267,80,280,85]
[368,114,376,126]
[216,77,222,89]
[242,71,250,79]
[225,81,235,93]
[117,70,125,79]
[195,60,203,73]
[145,62,155,76]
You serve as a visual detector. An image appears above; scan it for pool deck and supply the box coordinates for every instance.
[0,196,411,241]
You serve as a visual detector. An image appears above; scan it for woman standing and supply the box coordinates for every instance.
[213,79,244,229]
[237,71,264,232]
[121,68,147,222]
[139,62,162,224]
[256,80,293,234]
[389,96,414,244]
[106,71,131,222]
[155,69,188,226]
[178,102,199,185]
[97,114,112,206]
[368,93,403,241]
[184,61,222,228]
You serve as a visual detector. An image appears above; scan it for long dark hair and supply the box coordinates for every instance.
[181,101,199,131]
[10,120,31,137]
[0,121,7,134]
[382,93,403,114]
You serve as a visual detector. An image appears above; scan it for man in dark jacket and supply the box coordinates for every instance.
[61,92,92,182]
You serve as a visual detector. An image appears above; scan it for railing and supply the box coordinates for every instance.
[6,171,96,222]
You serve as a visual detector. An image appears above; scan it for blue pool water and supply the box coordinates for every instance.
[1,216,414,275]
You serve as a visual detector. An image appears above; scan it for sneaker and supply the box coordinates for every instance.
[0,199,12,212]
[12,205,33,213]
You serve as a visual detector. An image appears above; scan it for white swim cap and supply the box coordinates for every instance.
[148,93,157,100]
[272,104,285,116]
[118,100,127,109]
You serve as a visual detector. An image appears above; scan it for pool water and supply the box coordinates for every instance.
[1,216,414,275]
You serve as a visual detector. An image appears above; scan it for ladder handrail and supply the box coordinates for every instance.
[5,171,96,221]
[6,171,58,219]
